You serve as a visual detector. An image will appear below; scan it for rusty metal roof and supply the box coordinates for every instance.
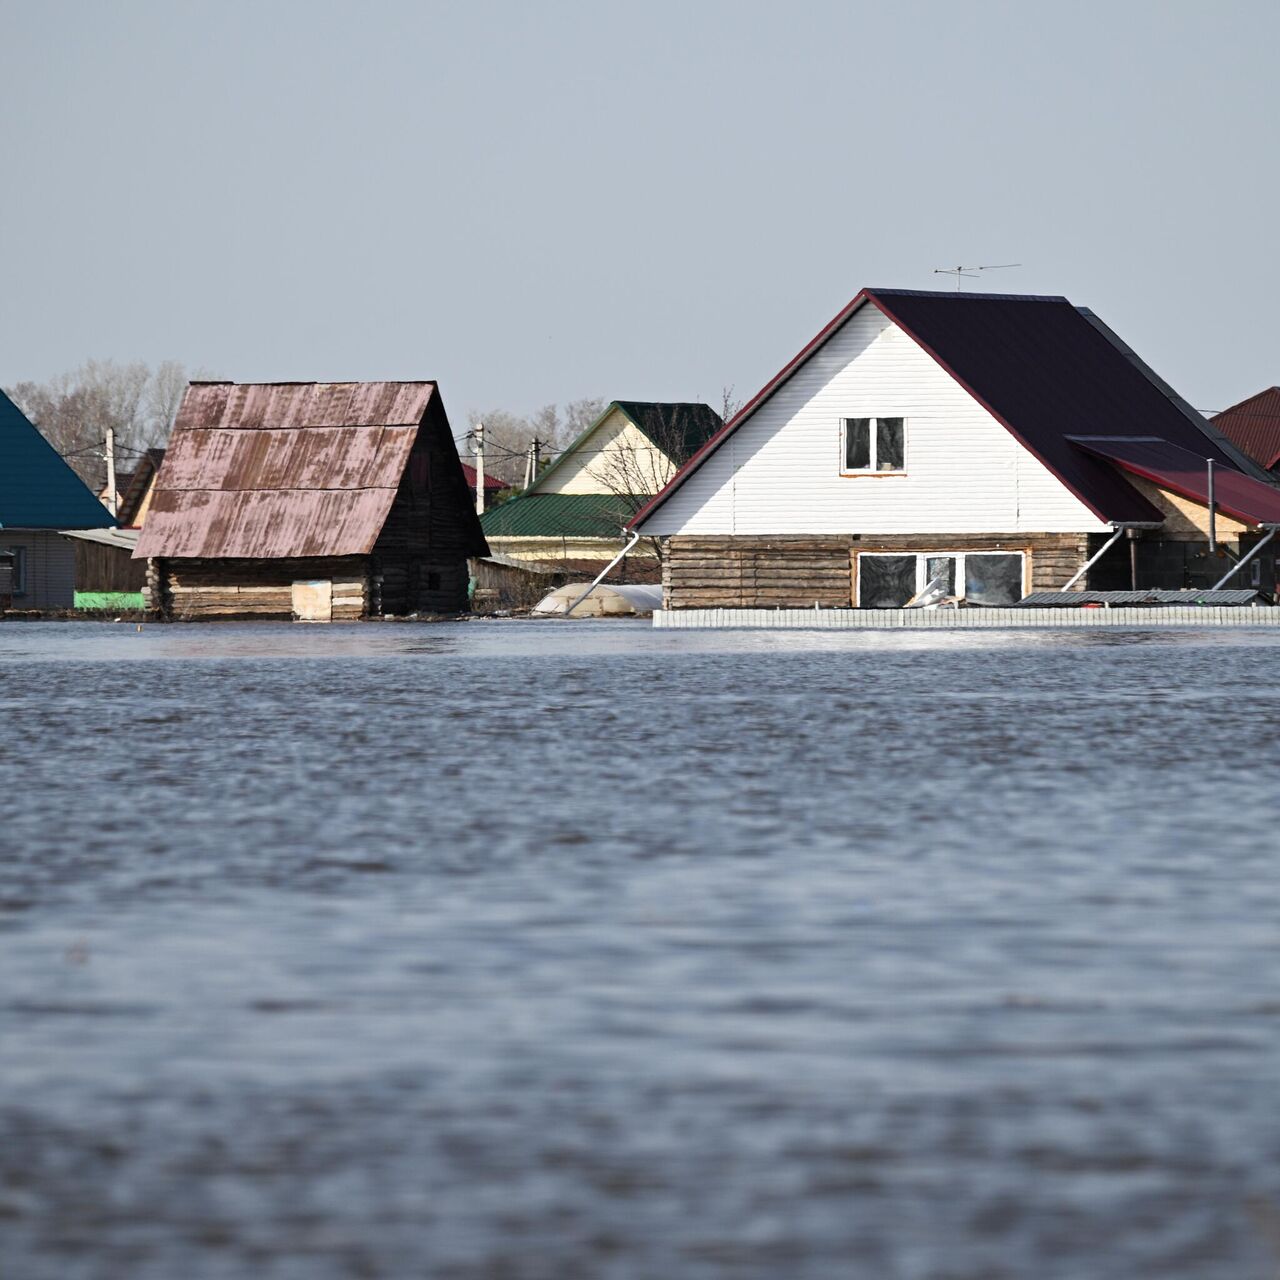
[135,382,437,559]
[1211,387,1280,471]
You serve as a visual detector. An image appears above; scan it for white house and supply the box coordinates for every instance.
[633,288,1280,608]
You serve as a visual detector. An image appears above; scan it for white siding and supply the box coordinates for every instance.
[641,306,1109,536]
[539,408,677,496]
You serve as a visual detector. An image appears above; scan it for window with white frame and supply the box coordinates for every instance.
[857,551,1024,607]
[842,417,905,474]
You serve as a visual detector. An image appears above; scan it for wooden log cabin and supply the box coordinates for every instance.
[634,288,1280,609]
[133,381,488,620]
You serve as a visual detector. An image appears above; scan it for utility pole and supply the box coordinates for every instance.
[104,426,118,519]
[523,436,543,490]
[473,421,486,515]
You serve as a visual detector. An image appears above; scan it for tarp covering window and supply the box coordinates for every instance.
[964,553,1023,604]
[859,554,916,607]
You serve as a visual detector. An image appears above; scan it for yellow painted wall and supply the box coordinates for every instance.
[132,474,158,527]
[538,408,678,496]
[1127,476,1248,540]
[485,535,658,562]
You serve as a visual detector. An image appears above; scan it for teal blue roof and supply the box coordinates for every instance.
[0,390,115,529]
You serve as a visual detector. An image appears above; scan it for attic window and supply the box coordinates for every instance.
[843,417,905,474]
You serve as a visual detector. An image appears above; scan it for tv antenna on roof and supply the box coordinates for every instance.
[933,263,1022,290]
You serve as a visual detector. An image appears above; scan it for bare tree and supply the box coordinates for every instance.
[6,359,218,486]
[720,384,744,424]
[466,397,605,490]
[561,397,605,446]
[589,406,714,563]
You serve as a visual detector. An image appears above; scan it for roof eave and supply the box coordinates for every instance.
[631,292,877,528]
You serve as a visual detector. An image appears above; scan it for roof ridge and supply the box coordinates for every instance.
[868,287,1071,303]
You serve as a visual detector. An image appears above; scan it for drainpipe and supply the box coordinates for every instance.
[562,530,642,617]
[1212,525,1280,591]
[1207,458,1217,554]
[1062,525,1127,591]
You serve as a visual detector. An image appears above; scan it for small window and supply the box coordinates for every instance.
[9,547,27,596]
[842,417,905,473]
[425,571,441,592]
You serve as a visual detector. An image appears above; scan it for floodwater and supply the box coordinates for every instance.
[3,619,1280,1280]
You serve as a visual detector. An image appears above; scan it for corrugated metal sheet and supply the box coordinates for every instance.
[135,382,436,560]
[139,488,398,559]
[173,382,433,432]
[1211,387,1280,471]
[480,493,638,538]
[1069,436,1280,527]
[59,527,141,550]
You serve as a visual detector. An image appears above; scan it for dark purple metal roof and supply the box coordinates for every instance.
[135,382,437,559]
[1069,436,1280,526]
[865,290,1250,523]
[1210,387,1280,471]
[633,289,1262,529]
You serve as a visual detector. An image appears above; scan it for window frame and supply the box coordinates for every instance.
[8,546,27,597]
[855,550,1026,607]
[840,416,907,476]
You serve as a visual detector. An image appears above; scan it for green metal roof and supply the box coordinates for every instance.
[0,390,116,529]
[479,492,640,539]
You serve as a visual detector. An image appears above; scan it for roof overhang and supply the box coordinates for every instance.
[1068,436,1280,527]
[60,527,140,550]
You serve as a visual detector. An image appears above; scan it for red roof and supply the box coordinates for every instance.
[633,289,1268,529]
[1069,436,1280,526]
[1211,387,1280,470]
[460,462,506,494]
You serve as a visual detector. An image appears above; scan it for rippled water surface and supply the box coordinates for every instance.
[3,619,1280,1279]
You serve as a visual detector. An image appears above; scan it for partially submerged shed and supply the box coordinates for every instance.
[133,381,488,620]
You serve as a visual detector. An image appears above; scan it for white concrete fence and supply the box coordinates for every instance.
[652,606,1280,630]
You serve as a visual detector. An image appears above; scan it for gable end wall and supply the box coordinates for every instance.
[641,307,1110,537]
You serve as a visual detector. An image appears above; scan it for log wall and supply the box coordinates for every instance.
[663,533,1093,608]
[371,395,488,615]
[664,537,852,609]
[153,557,369,620]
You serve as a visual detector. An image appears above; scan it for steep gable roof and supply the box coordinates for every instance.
[1210,387,1280,470]
[135,381,485,559]
[633,289,1264,529]
[528,400,722,497]
[0,389,117,530]
[612,401,724,462]
[115,447,166,527]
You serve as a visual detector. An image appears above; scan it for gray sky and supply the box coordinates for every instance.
[3,0,1277,420]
